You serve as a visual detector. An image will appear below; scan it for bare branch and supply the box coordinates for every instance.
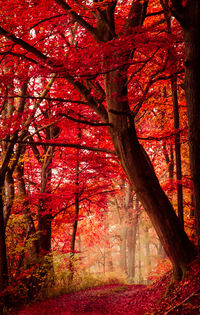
[59,113,111,126]
[138,127,187,141]
[29,14,67,29]
[146,10,165,17]
[64,74,108,123]
[5,139,116,155]
[0,26,48,62]
[54,0,98,40]
[0,51,37,63]
[0,95,88,105]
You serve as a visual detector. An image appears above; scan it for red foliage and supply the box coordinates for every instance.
[9,259,200,314]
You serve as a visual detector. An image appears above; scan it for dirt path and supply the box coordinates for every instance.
[10,284,156,315]
[7,260,200,314]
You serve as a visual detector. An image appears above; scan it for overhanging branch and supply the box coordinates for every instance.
[0,95,88,105]
[54,0,98,40]
[59,113,111,126]
[4,139,116,155]
[0,26,48,62]
[138,127,187,141]
[0,25,108,123]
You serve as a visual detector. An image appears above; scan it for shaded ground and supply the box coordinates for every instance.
[9,284,157,314]
[9,259,200,314]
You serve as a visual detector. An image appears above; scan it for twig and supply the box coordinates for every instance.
[164,290,200,314]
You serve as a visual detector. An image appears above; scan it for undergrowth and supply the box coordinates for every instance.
[3,257,200,314]
[1,262,128,313]
[46,269,129,299]
[147,257,200,314]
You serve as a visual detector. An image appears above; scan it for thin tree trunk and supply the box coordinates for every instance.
[0,183,8,292]
[163,141,174,201]
[120,225,127,273]
[69,130,81,280]
[126,185,137,280]
[37,149,54,289]
[137,221,142,283]
[107,243,114,272]
[38,149,53,254]
[38,124,60,255]
[0,136,18,293]
[16,162,39,269]
[158,242,167,259]
[104,214,113,272]
[3,170,14,228]
[37,122,58,287]
[69,168,79,279]
[171,0,200,272]
[144,226,151,279]
[171,75,184,228]
[127,214,138,280]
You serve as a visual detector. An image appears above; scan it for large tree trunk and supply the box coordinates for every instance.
[93,0,195,278]
[180,0,200,262]
[105,66,195,278]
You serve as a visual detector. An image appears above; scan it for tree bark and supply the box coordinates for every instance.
[38,147,53,254]
[170,0,200,264]
[171,75,184,228]
[16,162,39,268]
[69,156,80,280]
[163,141,174,201]
[127,213,138,279]
[0,0,195,281]
[144,226,151,279]
[0,136,18,293]
[3,170,14,227]
[0,182,8,292]
[182,1,200,263]
[119,225,127,273]
[106,66,195,278]
[97,0,195,278]
[137,221,142,283]
[69,129,81,280]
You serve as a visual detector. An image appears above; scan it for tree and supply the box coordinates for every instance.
[0,81,27,292]
[0,0,196,282]
[169,0,200,262]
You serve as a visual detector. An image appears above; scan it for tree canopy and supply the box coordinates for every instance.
[0,0,200,310]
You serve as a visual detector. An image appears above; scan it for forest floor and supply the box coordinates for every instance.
[9,259,200,315]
